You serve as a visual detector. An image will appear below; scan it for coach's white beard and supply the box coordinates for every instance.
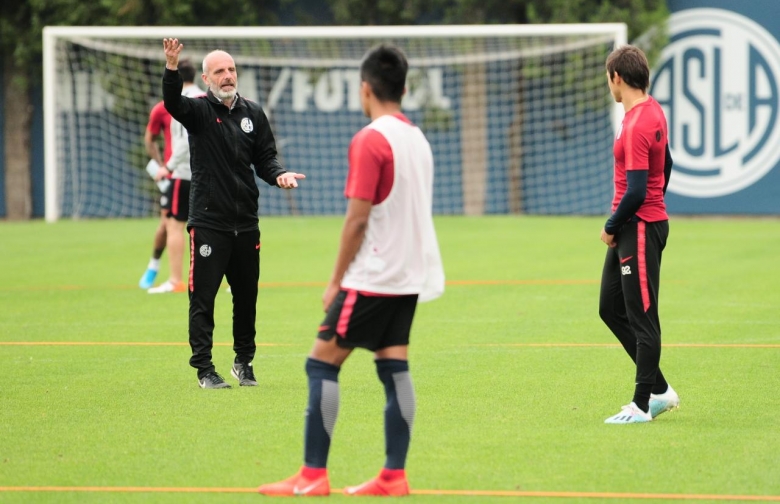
[210,82,237,101]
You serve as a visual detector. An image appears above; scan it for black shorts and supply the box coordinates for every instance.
[162,179,190,222]
[317,289,419,351]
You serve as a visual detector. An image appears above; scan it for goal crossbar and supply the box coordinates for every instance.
[43,24,627,40]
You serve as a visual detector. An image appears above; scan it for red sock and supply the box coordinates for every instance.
[301,466,327,479]
[380,468,406,481]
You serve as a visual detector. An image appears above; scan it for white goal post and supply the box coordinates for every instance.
[43,24,627,222]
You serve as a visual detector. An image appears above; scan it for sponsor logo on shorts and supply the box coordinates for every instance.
[240,117,253,133]
[200,244,212,257]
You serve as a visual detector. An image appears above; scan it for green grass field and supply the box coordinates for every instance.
[1,216,779,503]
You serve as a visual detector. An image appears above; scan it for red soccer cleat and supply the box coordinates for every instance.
[343,468,410,496]
[258,466,330,496]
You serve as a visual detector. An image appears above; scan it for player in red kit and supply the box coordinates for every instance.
[138,100,173,289]
[600,45,680,424]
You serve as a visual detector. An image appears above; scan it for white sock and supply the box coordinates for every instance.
[147,258,160,271]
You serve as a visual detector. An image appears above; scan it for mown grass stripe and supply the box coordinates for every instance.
[479,343,780,349]
[0,487,778,500]
[2,342,777,348]
[0,342,291,347]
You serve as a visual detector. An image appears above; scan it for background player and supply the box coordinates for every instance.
[599,45,680,424]
[138,94,172,289]
[258,43,445,497]
[148,59,200,294]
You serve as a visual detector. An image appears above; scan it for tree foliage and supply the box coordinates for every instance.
[525,0,669,65]
[329,0,425,25]
[0,0,670,89]
[0,0,279,88]
[325,0,668,62]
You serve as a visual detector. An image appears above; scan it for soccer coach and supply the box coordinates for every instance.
[162,38,305,389]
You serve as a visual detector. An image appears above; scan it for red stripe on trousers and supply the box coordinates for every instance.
[637,221,650,312]
[336,289,359,337]
[171,179,181,217]
[188,228,195,293]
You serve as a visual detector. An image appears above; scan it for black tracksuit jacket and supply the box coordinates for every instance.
[162,68,286,233]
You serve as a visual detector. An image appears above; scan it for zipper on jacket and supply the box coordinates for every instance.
[223,104,241,234]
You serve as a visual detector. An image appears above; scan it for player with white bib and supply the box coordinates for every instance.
[259,43,444,497]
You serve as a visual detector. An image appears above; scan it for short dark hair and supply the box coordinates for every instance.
[360,44,408,103]
[606,45,650,91]
[178,59,197,83]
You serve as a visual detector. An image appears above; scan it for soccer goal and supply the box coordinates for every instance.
[43,24,626,222]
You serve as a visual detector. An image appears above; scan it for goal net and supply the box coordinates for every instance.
[43,25,626,221]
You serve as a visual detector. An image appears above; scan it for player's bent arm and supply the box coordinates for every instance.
[329,198,373,286]
[162,68,202,133]
[663,143,673,195]
[252,109,287,185]
[144,129,165,167]
[604,169,648,234]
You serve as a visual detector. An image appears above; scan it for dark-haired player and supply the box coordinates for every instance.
[600,45,679,424]
[148,59,200,294]
[258,43,445,496]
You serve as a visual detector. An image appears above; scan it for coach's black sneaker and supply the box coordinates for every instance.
[198,371,231,389]
[231,362,258,386]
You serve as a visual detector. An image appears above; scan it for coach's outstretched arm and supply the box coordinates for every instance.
[249,110,306,189]
[162,38,202,133]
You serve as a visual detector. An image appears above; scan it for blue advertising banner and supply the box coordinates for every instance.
[655,0,780,213]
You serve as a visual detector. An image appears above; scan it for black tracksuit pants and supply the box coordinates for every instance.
[599,219,669,387]
[188,226,260,378]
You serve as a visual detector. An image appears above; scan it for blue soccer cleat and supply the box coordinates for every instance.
[650,385,680,418]
[138,268,158,289]
[604,402,652,424]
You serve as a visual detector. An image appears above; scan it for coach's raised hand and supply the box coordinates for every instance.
[163,38,184,70]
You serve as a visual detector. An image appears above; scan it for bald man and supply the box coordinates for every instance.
[162,39,306,389]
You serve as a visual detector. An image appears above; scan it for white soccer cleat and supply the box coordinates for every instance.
[604,402,652,424]
[649,385,680,418]
[148,280,186,294]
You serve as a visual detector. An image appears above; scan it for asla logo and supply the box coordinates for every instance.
[621,265,632,276]
[650,8,780,197]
